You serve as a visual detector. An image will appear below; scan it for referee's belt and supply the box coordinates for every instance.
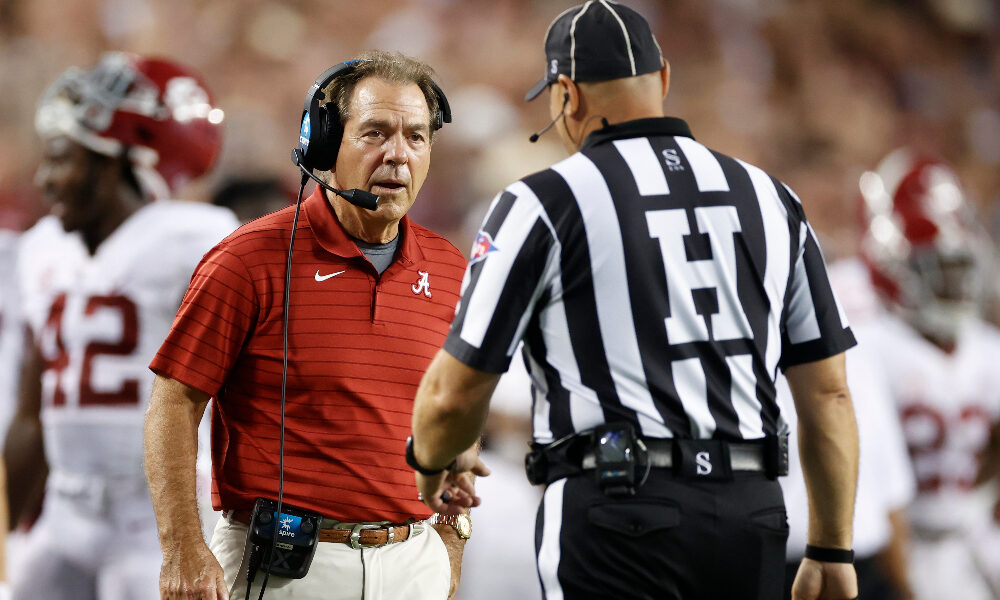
[525,434,789,485]
[225,510,424,548]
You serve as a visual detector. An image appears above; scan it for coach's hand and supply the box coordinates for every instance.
[417,445,490,515]
[791,558,858,600]
[160,541,228,600]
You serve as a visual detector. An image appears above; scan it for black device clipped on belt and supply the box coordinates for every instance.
[244,497,323,593]
[525,424,650,493]
[763,433,789,479]
[593,423,649,497]
[525,430,585,486]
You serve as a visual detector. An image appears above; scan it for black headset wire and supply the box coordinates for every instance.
[255,171,310,600]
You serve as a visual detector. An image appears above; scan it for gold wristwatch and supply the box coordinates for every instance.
[431,512,472,540]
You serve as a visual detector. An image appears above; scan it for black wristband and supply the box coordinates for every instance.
[804,544,855,563]
[405,436,455,476]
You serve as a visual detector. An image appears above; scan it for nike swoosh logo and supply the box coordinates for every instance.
[315,269,346,282]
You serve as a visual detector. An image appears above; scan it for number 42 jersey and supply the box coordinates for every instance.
[16,201,238,481]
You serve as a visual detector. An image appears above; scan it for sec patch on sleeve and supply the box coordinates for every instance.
[470,231,499,264]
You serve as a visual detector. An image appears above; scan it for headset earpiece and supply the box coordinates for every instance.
[293,60,355,173]
[306,103,339,172]
[430,80,452,129]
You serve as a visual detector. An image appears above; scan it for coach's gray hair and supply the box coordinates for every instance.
[322,50,443,136]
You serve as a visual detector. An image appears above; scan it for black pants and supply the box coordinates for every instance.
[535,470,788,600]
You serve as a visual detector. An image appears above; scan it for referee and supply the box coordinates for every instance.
[409,2,859,599]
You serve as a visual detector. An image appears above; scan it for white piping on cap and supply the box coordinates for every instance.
[650,29,664,68]
[542,4,579,82]
[545,5,579,47]
[599,0,636,75]
[569,1,594,81]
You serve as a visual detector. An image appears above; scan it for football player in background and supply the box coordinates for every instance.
[0,228,22,443]
[853,148,1000,600]
[0,460,6,597]
[0,227,20,597]
[2,52,238,600]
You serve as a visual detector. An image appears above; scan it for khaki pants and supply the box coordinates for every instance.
[210,514,451,600]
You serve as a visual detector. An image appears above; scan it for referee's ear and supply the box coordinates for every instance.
[660,60,671,101]
[556,74,583,119]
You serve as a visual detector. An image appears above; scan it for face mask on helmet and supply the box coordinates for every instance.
[35,52,224,201]
[859,148,992,345]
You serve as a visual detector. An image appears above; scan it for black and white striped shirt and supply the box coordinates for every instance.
[444,117,855,443]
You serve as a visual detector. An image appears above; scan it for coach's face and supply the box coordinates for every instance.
[331,76,432,242]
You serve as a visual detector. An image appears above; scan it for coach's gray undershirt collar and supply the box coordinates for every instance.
[581,117,693,150]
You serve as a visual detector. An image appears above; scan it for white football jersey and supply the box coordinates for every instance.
[779,340,916,560]
[826,257,883,324]
[854,314,1000,533]
[0,229,23,436]
[16,201,238,481]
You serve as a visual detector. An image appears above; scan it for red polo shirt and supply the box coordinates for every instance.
[150,187,467,522]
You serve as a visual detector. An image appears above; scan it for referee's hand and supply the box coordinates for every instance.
[416,446,490,515]
[791,558,858,600]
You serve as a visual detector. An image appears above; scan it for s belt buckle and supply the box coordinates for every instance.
[339,521,394,550]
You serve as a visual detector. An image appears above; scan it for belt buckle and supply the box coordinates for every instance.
[333,521,395,549]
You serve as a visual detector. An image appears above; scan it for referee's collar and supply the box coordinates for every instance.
[581,117,693,151]
[303,186,423,265]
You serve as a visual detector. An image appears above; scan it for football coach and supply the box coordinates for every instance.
[407,2,860,599]
[145,51,477,600]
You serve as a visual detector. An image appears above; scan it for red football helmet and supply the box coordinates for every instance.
[859,148,992,344]
[34,52,223,200]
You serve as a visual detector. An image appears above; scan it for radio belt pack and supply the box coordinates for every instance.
[245,497,323,583]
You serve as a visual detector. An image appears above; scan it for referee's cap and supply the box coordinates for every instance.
[525,0,665,102]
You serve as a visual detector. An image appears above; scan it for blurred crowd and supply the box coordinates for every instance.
[0,0,996,254]
[0,0,999,599]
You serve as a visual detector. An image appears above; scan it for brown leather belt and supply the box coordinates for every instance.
[225,510,419,549]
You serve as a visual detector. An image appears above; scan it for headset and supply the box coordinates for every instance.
[529,92,568,143]
[290,59,452,210]
[251,60,452,600]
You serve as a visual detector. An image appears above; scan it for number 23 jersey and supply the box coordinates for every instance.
[16,201,238,480]
[855,314,1000,532]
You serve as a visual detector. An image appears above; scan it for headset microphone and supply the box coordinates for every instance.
[529,94,569,143]
[291,149,379,211]
[528,115,560,143]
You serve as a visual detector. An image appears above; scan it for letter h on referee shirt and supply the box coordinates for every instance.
[645,206,752,344]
